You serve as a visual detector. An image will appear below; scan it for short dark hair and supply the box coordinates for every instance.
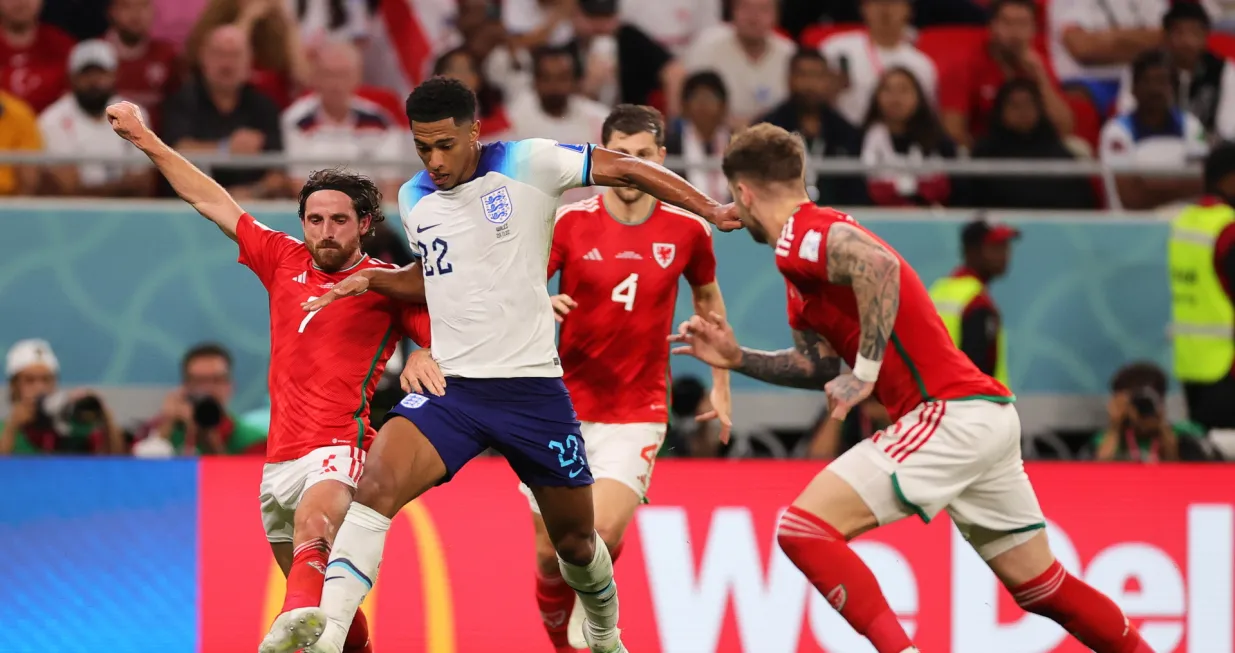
[601,104,665,147]
[1131,49,1172,84]
[682,71,728,106]
[1163,0,1210,30]
[1204,140,1235,191]
[1110,361,1167,397]
[532,45,582,80]
[790,48,828,70]
[722,123,806,185]
[298,168,386,237]
[989,0,1036,20]
[405,76,477,125]
[182,342,232,378]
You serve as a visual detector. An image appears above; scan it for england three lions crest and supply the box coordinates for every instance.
[653,243,676,269]
[481,186,513,224]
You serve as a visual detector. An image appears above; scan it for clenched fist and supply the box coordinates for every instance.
[107,101,149,144]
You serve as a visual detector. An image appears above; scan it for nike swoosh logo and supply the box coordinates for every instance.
[416,223,440,233]
[569,468,583,478]
[324,575,348,583]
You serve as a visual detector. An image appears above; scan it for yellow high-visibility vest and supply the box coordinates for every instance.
[1169,202,1235,382]
[929,274,1009,386]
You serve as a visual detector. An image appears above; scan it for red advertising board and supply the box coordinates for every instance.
[199,458,1235,653]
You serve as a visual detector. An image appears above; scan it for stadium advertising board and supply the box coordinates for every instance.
[197,458,1234,653]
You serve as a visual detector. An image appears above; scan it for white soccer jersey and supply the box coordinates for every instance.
[398,138,593,378]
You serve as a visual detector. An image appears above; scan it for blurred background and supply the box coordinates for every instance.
[1,0,1234,651]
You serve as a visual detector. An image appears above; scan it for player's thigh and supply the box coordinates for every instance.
[295,453,364,545]
[259,460,306,546]
[531,484,597,566]
[945,403,1049,569]
[362,390,489,516]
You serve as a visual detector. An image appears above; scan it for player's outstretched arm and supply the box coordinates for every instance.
[303,261,426,312]
[734,330,844,390]
[824,221,901,372]
[106,101,244,240]
[589,148,742,231]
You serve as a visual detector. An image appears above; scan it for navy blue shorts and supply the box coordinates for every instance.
[387,377,592,488]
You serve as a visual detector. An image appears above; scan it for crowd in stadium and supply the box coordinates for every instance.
[2,0,1234,462]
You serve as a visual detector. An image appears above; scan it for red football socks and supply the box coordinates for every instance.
[343,608,374,653]
[282,538,331,611]
[536,568,577,651]
[777,506,915,653]
[1012,561,1154,653]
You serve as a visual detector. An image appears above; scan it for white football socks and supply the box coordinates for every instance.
[320,503,391,633]
[558,532,620,640]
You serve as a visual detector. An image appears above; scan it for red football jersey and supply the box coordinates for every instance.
[776,204,1010,422]
[550,195,717,423]
[0,25,74,112]
[107,33,180,127]
[236,214,431,463]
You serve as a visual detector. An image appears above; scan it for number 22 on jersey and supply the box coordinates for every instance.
[612,273,638,311]
[418,238,453,276]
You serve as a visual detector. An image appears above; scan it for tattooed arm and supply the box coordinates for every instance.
[825,221,901,368]
[733,329,844,390]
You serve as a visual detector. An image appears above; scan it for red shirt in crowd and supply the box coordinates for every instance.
[106,31,181,128]
[939,38,1061,141]
[0,24,75,112]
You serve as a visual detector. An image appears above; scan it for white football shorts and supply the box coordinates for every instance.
[520,421,666,514]
[258,445,366,543]
[828,399,1046,560]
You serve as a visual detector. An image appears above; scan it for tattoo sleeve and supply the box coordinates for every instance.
[734,330,843,390]
[824,222,901,362]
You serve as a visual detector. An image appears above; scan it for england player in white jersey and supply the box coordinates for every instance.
[261,77,739,653]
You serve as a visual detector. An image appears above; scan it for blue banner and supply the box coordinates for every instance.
[1,203,1170,408]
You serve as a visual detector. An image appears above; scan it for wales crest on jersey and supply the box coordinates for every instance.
[653,242,676,269]
[482,186,513,224]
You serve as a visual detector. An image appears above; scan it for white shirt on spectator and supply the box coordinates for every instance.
[507,91,610,143]
[291,0,369,46]
[1114,62,1235,140]
[38,93,145,188]
[502,0,574,46]
[683,24,796,122]
[820,31,938,127]
[1099,108,1208,204]
[281,94,407,183]
[1048,0,1167,83]
[621,0,723,55]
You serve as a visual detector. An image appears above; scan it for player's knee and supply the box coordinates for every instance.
[535,544,561,577]
[293,509,335,542]
[353,473,399,519]
[552,530,596,568]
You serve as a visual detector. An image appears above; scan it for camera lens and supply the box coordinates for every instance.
[192,395,224,429]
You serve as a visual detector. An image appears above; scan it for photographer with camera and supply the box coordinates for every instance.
[1093,362,1209,462]
[137,343,266,456]
[1,339,124,455]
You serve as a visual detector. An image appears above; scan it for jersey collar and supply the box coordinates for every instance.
[313,254,369,274]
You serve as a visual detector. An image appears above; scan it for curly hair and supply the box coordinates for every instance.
[297,168,386,237]
[405,76,478,125]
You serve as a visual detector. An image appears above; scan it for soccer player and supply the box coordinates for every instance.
[104,101,436,653]
[670,123,1155,653]
[536,104,731,652]
[261,77,740,653]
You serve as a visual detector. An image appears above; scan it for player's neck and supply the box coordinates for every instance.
[761,192,812,237]
[602,189,657,224]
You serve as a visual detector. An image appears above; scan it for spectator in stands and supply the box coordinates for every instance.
[503,0,575,50]
[758,48,866,205]
[38,40,150,197]
[1100,49,1206,210]
[820,0,938,127]
[1168,142,1235,431]
[1092,362,1206,462]
[1048,0,1162,116]
[567,0,684,116]
[282,40,405,199]
[782,0,988,38]
[105,0,180,128]
[186,0,312,107]
[620,0,720,56]
[40,0,109,40]
[861,67,958,207]
[940,0,1074,150]
[663,375,720,457]
[0,90,41,196]
[682,0,795,125]
[509,46,608,144]
[161,25,286,198]
[290,0,372,48]
[135,343,267,456]
[434,46,512,141]
[970,79,1098,209]
[1117,2,1235,142]
[805,397,890,459]
[0,0,75,112]
[1,339,124,455]
[439,0,532,114]
[666,71,732,203]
